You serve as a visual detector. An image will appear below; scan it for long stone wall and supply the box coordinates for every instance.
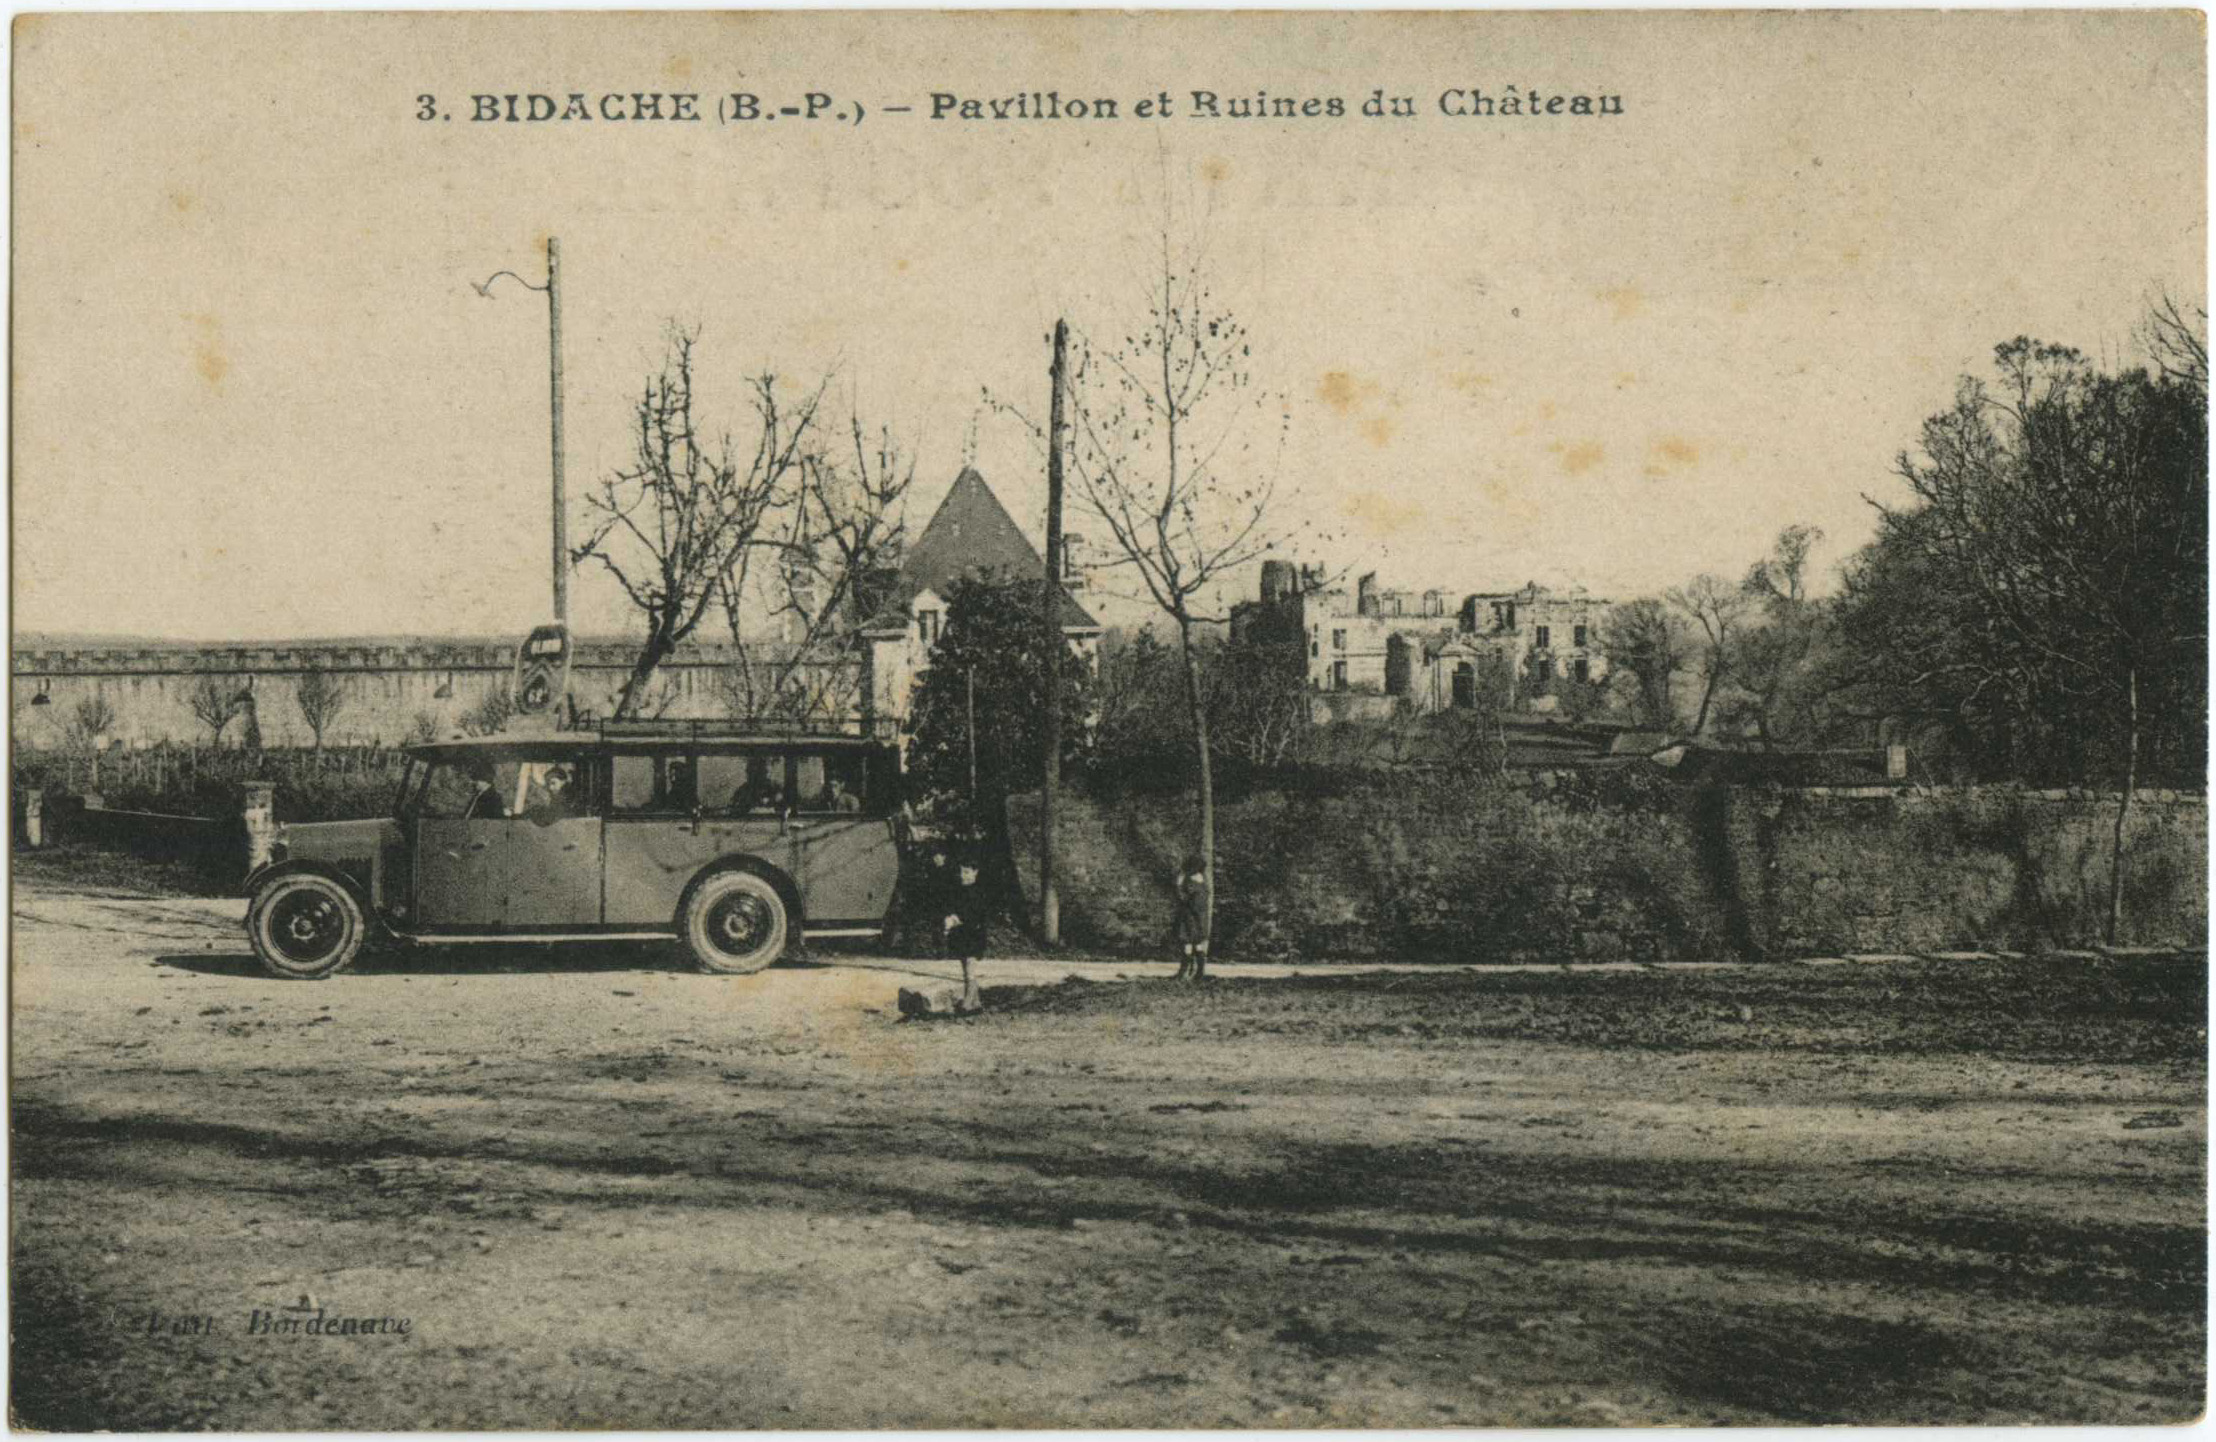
[1744,784,2207,957]
[11,639,859,749]
[1009,783,2207,962]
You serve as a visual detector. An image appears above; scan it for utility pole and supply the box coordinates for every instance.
[472,236,569,628]
[1039,320,1068,945]
[546,237,568,628]
[966,665,979,828]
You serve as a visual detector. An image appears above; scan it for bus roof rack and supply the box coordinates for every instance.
[592,715,899,742]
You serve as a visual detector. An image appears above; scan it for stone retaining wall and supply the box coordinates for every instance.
[1009,783,2207,962]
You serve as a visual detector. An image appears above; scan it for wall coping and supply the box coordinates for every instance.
[11,640,865,677]
[1787,783,2205,805]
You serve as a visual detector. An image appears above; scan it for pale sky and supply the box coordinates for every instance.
[12,11,2205,641]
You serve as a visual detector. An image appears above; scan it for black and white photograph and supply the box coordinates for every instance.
[7,10,2208,1428]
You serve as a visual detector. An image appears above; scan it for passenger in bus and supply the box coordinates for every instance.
[664,756,698,813]
[727,759,788,817]
[525,764,577,822]
[724,760,764,814]
[826,777,862,813]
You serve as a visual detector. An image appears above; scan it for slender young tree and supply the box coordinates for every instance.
[69,694,116,751]
[187,676,236,748]
[1054,232,1290,962]
[293,666,348,753]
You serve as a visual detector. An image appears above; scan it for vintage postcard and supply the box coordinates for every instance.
[9,9,2207,1430]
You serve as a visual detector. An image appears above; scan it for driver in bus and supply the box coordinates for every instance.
[464,759,507,820]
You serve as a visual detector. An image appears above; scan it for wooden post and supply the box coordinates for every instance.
[1040,318,1067,946]
[242,781,277,876]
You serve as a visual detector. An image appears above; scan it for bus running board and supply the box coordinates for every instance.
[386,927,885,944]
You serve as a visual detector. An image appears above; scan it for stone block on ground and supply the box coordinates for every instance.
[896,987,961,1020]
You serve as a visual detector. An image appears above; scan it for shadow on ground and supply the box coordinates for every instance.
[153,943,700,979]
[14,957,2206,1428]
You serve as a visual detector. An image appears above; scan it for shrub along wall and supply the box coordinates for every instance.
[14,745,407,825]
[1007,783,2206,963]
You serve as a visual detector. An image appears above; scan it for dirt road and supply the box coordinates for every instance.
[11,875,2206,1428]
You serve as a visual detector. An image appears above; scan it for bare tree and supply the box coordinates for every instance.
[575,324,828,718]
[2140,287,2207,392]
[293,666,348,753]
[1666,574,1749,736]
[1596,602,1685,730]
[1050,230,1290,964]
[1728,524,1828,749]
[719,412,912,722]
[188,676,237,747]
[1206,640,1307,770]
[68,693,116,751]
[1742,523,1821,610]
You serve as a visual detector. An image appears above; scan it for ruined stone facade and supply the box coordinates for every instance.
[1229,562,1609,716]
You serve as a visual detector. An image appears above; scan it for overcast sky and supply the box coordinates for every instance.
[12,11,2205,641]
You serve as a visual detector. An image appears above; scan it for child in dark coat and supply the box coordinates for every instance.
[1173,853,1212,981]
[943,854,988,1012]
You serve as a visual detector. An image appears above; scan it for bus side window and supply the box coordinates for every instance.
[611,754,692,814]
[792,754,829,810]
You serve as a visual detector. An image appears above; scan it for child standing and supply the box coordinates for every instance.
[1172,853,1212,981]
[943,853,988,1013]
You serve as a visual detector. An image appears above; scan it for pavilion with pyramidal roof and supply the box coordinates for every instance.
[857,467,1102,733]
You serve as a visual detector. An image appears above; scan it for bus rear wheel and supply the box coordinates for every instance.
[681,870,788,975]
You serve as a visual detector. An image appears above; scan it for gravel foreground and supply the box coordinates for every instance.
[10,873,2207,1429]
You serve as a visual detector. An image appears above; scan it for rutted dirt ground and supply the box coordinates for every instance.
[10,866,2207,1428]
